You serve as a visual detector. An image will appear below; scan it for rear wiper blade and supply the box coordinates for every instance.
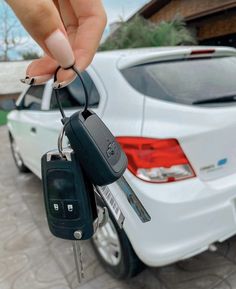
[193,95,236,105]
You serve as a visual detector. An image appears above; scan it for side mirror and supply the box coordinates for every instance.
[0,99,16,111]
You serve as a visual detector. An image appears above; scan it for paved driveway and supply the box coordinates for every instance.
[1,126,236,289]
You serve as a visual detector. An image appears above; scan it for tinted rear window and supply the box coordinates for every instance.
[121,56,236,106]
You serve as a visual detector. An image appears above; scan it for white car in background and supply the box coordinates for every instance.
[6,46,236,279]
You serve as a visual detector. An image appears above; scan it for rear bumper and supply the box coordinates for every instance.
[109,171,236,267]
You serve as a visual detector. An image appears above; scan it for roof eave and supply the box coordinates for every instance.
[128,0,171,21]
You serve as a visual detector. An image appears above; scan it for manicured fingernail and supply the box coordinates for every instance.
[45,30,75,69]
[21,76,31,84]
[53,82,62,89]
[53,75,77,89]
[21,74,52,85]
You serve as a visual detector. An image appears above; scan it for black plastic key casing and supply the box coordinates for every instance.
[64,109,128,186]
[41,149,97,240]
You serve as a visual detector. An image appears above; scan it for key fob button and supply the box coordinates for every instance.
[49,200,64,218]
[64,201,80,219]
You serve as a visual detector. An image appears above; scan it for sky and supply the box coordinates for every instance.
[103,0,150,27]
[0,0,150,60]
[102,0,150,39]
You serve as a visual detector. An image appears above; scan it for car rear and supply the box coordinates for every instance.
[105,47,236,267]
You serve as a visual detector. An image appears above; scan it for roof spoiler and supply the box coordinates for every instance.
[117,47,236,69]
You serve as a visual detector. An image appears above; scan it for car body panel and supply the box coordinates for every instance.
[91,54,145,136]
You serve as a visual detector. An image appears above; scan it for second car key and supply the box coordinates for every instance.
[41,127,99,282]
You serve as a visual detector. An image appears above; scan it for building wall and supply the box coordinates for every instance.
[194,9,236,40]
[149,0,236,41]
[0,93,20,101]
[0,61,30,96]
[150,0,236,22]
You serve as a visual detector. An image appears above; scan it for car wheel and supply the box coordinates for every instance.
[9,133,30,173]
[92,196,145,279]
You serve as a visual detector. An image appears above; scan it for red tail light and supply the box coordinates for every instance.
[190,49,215,55]
[117,137,195,183]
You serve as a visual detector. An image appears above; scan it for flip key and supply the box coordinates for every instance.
[41,148,98,240]
[64,109,128,186]
[53,65,128,186]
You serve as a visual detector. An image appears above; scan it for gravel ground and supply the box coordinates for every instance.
[1,125,236,289]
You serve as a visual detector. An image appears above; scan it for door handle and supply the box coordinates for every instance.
[30,127,37,134]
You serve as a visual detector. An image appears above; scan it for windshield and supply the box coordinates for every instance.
[121,56,236,106]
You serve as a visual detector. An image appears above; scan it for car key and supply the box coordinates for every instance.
[41,147,98,241]
[41,129,99,283]
[53,65,128,187]
[64,109,128,186]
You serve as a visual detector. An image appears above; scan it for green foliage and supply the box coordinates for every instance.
[21,51,40,60]
[0,110,8,126]
[100,15,197,51]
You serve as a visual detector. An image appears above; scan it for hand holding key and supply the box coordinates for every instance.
[6,0,107,85]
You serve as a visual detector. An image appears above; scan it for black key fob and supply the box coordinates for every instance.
[41,148,98,240]
[64,109,128,186]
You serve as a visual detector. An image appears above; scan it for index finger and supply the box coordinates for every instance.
[6,0,75,69]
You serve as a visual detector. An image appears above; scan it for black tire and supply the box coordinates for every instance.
[9,133,30,173]
[92,195,145,279]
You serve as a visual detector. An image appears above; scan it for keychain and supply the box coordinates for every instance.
[41,65,127,283]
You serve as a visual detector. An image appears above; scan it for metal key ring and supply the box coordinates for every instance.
[53,65,89,115]
[58,125,65,159]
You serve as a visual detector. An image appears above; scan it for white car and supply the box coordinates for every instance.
[6,46,236,279]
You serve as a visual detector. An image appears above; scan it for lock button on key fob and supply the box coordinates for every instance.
[64,201,80,219]
[49,200,64,218]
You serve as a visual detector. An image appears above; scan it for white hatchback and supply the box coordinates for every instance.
[6,46,236,279]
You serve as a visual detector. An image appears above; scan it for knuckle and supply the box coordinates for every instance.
[26,2,53,27]
[23,2,56,38]
[100,11,107,27]
[36,1,50,13]
[35,2,54,21]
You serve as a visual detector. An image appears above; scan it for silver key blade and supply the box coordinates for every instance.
[73,241,84,283]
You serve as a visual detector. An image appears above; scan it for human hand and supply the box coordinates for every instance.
[6,0,107,85]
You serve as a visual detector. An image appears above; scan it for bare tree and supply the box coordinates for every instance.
[0,1,26,61]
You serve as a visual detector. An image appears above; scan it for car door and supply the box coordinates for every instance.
[8,85,46,174]
[32,67,107,178]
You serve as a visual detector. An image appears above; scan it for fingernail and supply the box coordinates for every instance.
[53,75,77,89]
[45,30,75,69]
[21,76,33,85]
[21,74,52,85]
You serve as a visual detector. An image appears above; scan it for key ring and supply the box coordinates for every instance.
[53,65,89,122]
[54,64,90,158]
[58,125,65,159]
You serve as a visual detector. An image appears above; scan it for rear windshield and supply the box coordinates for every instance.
[121,56,236,106]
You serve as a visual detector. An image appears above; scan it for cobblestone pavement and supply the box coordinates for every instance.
[1,126,236,289]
